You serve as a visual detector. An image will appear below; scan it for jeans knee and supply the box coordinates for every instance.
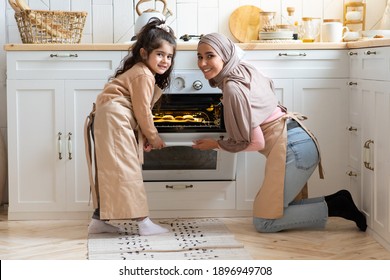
[253,217,278,233]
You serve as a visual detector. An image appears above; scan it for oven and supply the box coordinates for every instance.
[142,70,237,182]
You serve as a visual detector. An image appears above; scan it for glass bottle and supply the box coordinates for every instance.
[287,7,299,40]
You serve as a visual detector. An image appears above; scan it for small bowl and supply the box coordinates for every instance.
[362,30,390,38]
[346,11,362,21]
[344,31,360,41]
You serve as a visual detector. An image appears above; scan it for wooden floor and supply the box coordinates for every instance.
[1,208,390,260]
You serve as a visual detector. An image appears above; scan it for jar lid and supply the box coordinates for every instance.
[287,7,295,13]
[277,24,291,29]
[323,19,341,23]
[260,11,276,15]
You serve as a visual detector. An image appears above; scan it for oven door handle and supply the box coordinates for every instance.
[164,141,194,147]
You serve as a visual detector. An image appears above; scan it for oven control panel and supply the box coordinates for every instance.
[168,70,221,94]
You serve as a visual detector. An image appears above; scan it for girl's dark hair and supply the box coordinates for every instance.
[112,18,176,90]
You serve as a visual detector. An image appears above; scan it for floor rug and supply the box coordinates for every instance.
[88,218,252,260]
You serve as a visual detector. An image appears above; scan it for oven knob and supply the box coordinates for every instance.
[173,77,185,90]
[192,80,203,90]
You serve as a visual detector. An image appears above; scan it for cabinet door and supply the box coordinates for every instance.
[293,79,349,197]
[7,80,66,213]
[65,80,106,211]
[273,79,294,109]
[359,80,390,242]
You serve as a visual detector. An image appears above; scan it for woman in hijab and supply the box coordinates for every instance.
[192,33,367,233]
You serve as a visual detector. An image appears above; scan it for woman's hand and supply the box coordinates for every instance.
[192,138,219,150]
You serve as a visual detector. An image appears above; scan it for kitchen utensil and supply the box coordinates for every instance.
[346,11,362,21]
[259,12,277,32]
[134,0,173,35]
[179,34,204,41]
[299,17,321,42]
[9,0,87,44]
[229,5,262,42]
[258,31,293,40]
[322,19,349,42]
[343,31,360,41]
[343,2,366,31]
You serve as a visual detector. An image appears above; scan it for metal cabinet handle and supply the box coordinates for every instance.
[347,126,357,131]
[67,132,73,160]
[278,52,307,57]
[349,81,358,86]
[363,139,374,171]
[57,132,63,160]
[346,171,358,177]
[349,51,358,56]
[364,50,377,55]
[166,184,194,189]
[50,53,78,58]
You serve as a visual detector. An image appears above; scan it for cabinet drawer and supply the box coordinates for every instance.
[145,181,235,210]
[7,51,122,80]
[243,49,349,78]
[349,47,390,81]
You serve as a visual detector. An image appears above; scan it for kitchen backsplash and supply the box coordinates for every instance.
[0,0,387,131]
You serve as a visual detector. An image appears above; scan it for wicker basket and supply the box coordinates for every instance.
[14,9,87,44]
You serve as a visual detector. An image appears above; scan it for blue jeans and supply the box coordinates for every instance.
[253,126,328,233]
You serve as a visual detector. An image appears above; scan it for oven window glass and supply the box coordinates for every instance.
[143,146,217,170]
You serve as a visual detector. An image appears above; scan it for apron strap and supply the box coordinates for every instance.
[284,112,325,179]
[84,103,98,209]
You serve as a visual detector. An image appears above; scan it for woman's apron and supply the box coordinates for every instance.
[253,108,324,219]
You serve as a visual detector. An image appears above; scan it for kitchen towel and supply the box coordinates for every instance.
[87,218,252,260]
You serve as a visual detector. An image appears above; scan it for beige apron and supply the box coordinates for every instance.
[253,109,324,219]
[84,96,148,220]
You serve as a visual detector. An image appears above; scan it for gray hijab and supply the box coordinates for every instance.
[198,33,244,88]
[198,33,278,152]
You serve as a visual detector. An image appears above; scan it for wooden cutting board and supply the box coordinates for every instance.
[229,5,262,43]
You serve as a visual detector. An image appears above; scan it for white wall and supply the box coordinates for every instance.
[0,0,387,203]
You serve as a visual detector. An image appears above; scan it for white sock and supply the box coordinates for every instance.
[88,218,121,234]
[137,217,169,236]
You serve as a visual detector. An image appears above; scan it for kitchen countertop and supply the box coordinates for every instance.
[3,38,390,51]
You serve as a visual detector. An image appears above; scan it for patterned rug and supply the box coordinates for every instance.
[87,218,252,260]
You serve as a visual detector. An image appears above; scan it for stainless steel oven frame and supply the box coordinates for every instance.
[142,132,237,181]
[141,70,237,182]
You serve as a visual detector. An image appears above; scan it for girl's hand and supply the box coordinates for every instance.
[151,136,166,150]
[144,142,153,152]
[192,138,219,150]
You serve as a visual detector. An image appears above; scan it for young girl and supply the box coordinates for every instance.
[85,18,176,235]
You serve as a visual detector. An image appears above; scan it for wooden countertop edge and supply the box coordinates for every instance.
[4,39,390,51]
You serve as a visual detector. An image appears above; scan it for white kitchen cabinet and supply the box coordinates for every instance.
[7,80,67,214]
[7,79,106,219]
[348,47,390,250]
[350,80,390,247]
[293,79,349,198]
[6,51,121,219]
